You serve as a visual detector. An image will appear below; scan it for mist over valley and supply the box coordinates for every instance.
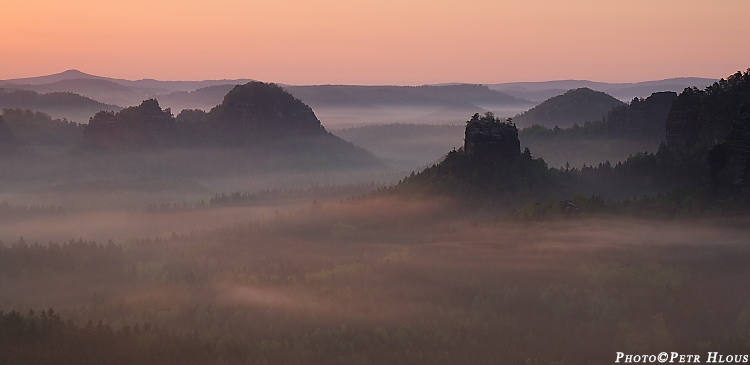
[1,68,749,364]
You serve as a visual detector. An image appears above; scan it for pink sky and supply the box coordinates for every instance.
[2,0,748,85]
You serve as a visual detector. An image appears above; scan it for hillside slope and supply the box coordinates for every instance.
[512,88,624,128]
[0,88,120,123]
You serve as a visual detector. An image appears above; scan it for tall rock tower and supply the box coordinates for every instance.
[464,112,520,164]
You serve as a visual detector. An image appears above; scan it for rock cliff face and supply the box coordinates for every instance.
[665,87,705,151]
[394,112,551,198]
[464,112,520,163]
[666,70,750,151]
[708,107,750,201]
[663,70,750,201]
[599,91,676,141]
[630,91,676,139]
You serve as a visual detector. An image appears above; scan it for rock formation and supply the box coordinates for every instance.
[83,82,328,149]
[208,82,326,144]
[394,112,551,198]
[78,82,381,168]
[665,87,704,151]
[708,105,750,201]
[464,112,520,163]
[666,70,750,152]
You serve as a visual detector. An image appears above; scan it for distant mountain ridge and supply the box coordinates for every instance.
[488,77,716,102]
[1,71,533,127]
[157,85,237,113]
[1,69,255,94]
[3,70,716,104]
[283,84,532,123]
[0,88,120,123]
[0,70,718,128]
[0,70,255,110]
[285,84,529,108]
[22,78,152,108]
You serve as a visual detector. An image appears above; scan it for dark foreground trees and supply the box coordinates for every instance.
[0,309,213,365]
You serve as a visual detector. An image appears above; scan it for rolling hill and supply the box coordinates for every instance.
[0,88,120,123]
[82,81,382,169]
[512,88,625,128]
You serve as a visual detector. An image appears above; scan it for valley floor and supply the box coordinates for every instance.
[2,197,749,364]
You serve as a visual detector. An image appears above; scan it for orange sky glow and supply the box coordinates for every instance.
[2,0,749,85]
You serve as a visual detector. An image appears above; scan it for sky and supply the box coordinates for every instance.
[2,0,749,85]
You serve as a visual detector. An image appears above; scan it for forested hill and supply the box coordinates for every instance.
[512,88,624,128]
[2,108,84,148]
[391,70,750,209]
[661,69,750,201]
[519,91,677,143]
[0,115,19,155]
[0,88,120,123]
[666,69,750,151]
[84,82,329,149]
[208,82,327,141]
[81,82,381,168]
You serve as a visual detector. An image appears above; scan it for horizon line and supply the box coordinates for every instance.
[0,69,723,88]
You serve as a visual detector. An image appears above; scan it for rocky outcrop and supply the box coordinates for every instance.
[464,112,520,163]
[665,87,704,151]
[78,82,381,168]
[393,112,551,198]
[598,91,677,141]
[208,82,326,144]
[83,83,328,149]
